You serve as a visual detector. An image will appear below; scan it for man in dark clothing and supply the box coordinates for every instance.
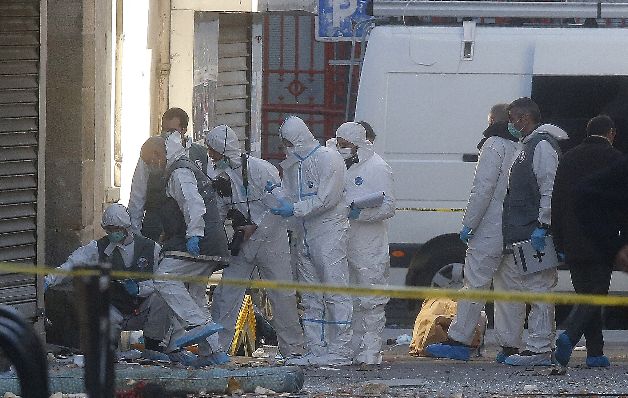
[552,115,623,368]
[575,154,628,270]
[128,108,208,241]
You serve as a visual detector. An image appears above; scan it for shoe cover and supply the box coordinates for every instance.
[425,343,471,361]
[168,350,197,366]
[191,352,230,368]
[496,348,519,364]
[174,322,224,348]
[504,352,552,366]
[554,333,574,367]
[586,355,610,368]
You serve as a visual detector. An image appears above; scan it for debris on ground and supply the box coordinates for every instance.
[254,386,277,394]
[226,377,244,396]
[252,348,270,359]
[360,382,389,396]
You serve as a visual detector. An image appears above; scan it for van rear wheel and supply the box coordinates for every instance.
[405,233,467,316]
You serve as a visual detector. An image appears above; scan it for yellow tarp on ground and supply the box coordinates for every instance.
[409,298,484,356]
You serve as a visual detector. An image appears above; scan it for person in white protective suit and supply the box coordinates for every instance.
[44,203,195,364]
[203,125,304,357]
[425,104,519,361]
[128,108,208,240]
[498,97,567,366]
[270,116,352,366]
[334,122,396,365]
[148,133,232,367]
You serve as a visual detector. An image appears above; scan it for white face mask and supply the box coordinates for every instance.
[337,147,355,160]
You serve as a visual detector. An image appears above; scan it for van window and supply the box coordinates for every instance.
[532,76,628,154]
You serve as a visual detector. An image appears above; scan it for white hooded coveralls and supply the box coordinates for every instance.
[153,133,223,355]
[336,122,395,364]
[279,116,353,360]
[204,125,304,356]
[494,124,566,354]
[447,135,518,346]
[44,204,180,349]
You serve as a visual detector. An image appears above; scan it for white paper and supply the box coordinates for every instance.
[352,192,385,209]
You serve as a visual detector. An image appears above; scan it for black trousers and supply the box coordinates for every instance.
[563,260,613,357]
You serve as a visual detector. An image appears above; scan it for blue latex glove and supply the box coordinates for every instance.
[348,206,361,220]
[123,279,140,296]
[186,236,201,256]
[459,225,473,243]
[270,198,294,218]
[557,252,565,262]
[531,227,547,252]
[44,279,49,293]
[265,180,279,193]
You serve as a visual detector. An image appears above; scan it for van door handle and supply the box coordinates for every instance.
[463,153,478,162]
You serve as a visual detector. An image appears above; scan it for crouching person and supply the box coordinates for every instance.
[44,203,195,364]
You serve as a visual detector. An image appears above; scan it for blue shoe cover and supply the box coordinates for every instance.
[495,351,508,363]
[141,349,170,362]
[586,355,610,368]
[191,352,230,368]
[168,349,197,366]
[425,343,470,361]
[554,332,574,367]
[504,352,552,366]
[174,322,224,348]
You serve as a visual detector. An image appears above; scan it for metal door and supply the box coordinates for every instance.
[0,0,43,320]
[262,14,357,161]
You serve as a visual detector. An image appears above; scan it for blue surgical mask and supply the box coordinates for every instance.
[507,122,523,139]
[215,158,230,170]
[108,231,126,244]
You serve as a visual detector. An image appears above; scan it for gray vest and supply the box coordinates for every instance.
[160,158,229,256]
[96,234,155,314]
[502,132,561,245]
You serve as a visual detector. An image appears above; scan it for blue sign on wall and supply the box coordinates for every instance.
[317,0,372,41]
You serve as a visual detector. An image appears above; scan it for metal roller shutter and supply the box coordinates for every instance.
[0,0,41,319]
[217,14,251,143]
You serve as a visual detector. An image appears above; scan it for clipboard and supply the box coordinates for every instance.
[511,236,558,275]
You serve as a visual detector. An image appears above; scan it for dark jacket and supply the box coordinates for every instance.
[552,136,624,264]
[573,153,628,264]
[477,121,518,150]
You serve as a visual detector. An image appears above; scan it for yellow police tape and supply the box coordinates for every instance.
[396,207,465,212]
[2,261,628,307]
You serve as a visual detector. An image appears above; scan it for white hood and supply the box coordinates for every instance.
[335,121,374,162]
[205,125,241,160]
[100,203,134,250]
[279,116,319,151]
[526,123,569,143]
[101,203,132,229]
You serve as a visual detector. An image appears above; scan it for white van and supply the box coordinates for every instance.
[354,17,628,325]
